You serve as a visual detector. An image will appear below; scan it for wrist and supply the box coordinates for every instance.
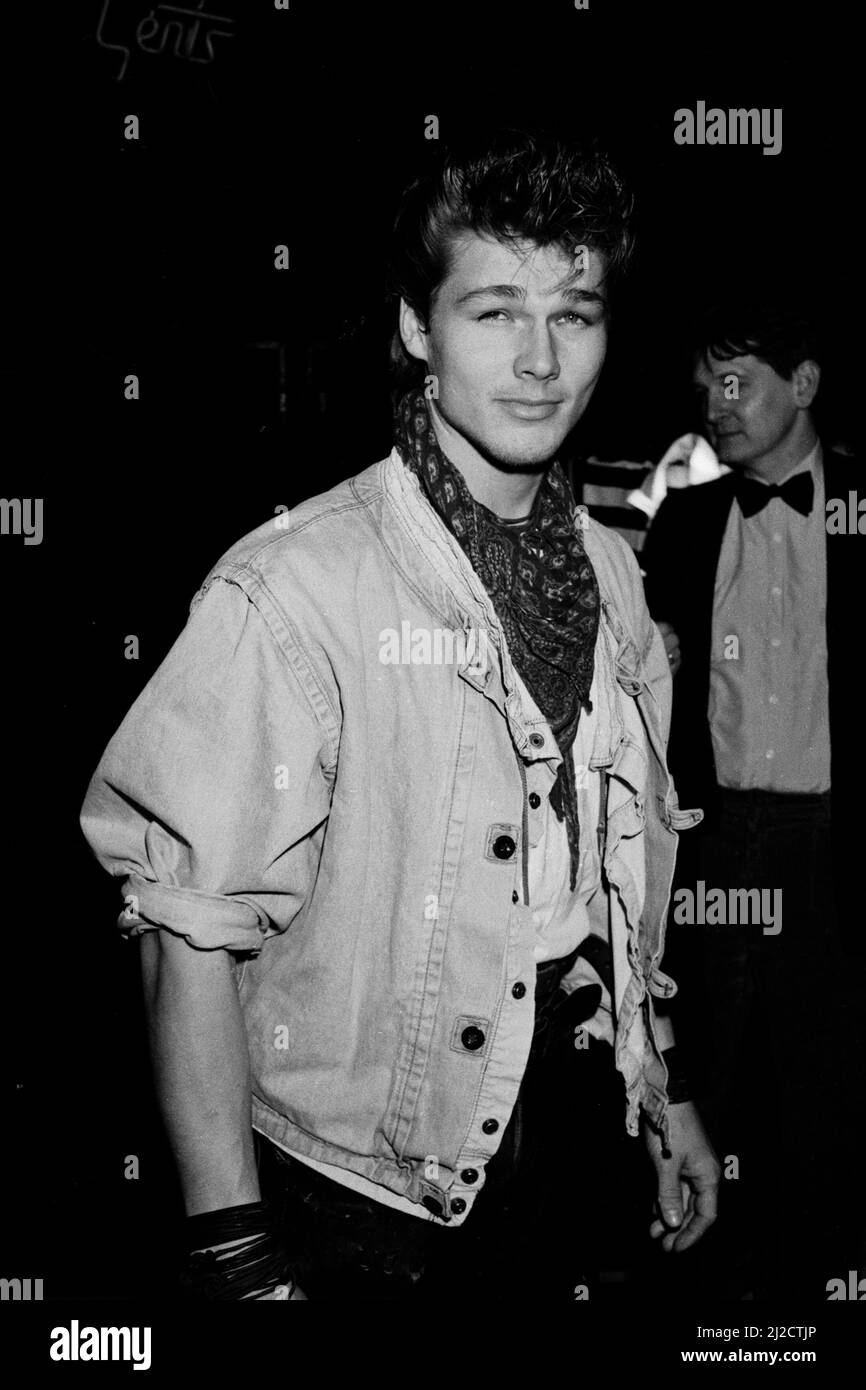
[180,1200,296,1301]
[661,1044,692,1105]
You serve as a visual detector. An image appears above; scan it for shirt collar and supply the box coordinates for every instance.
[776,438,823,486]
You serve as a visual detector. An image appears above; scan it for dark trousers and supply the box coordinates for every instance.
[666,788,866,1299]
[256,949,627,1300]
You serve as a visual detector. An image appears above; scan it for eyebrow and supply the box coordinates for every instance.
[693,368,751,384]
[454,283,606,308]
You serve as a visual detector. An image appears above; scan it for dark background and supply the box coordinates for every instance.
[3,0,861,1297]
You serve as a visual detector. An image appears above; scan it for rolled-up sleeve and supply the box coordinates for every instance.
[80,574,336,951]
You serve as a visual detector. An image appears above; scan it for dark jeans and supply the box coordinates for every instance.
[256,950,619,1300]
[667,788,866,1299]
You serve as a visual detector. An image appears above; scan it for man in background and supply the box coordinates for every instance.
[643,301,866,1298]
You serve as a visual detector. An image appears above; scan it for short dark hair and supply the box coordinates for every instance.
[693,300,823,380]
[386,125,635,387]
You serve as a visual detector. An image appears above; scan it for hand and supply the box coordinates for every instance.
[256,1280,308,1300]
[656,620,682,676]
[644,1101,720,1253]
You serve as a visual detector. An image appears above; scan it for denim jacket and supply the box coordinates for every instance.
[80,449,702,1221]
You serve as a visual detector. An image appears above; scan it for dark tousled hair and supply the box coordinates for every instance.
[694,300,823,380]
[386,126,635,386]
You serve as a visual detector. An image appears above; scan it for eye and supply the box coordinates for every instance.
[476,310,511,321]
[558,312,590,325]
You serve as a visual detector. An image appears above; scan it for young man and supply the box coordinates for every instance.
[80,128,719,1301]
[642,302,866,1298]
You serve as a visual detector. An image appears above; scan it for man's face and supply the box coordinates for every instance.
[401,233,608,471]
[692,351,801,471]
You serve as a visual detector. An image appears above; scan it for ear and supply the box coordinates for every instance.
[792,358,820,409]
[399,298,430,365]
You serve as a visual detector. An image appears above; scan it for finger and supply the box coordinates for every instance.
[671,1180,718,1253]
[657,1189,685,1231]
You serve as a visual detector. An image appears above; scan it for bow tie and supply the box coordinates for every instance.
[734,471,814,518]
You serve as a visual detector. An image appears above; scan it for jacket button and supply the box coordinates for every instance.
[460,1168,479,1184]
[461,1026,486,1050]
[421,1195,444,1217]
[451,1198,467,1214]
[528,792,541,809]
[492,834,516,859]
[529,732,545,749]
[482,1118,499,1134]
[511,982,526,999]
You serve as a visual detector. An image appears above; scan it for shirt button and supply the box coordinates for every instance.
[529,732,545,749]
[766,749,775,759]
[492,834,516,859]
[772,532,782,543]
[461,1026,486,1051]
[770,638,781,648]
[451,1198,467,1215]
[511,890,519,904]
[771,585,782,596]
[460,1168,479,1184]
[769,694,779,705]
[528,792,541,809]
[482,1119,499,1134]
[511,982,527,999]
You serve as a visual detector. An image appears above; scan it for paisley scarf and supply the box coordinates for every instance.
[393,388,600,891]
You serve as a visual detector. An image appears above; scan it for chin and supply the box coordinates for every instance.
[485,431,566,472]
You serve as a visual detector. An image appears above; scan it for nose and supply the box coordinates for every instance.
[514,322,560,381]
[704,385,729,425]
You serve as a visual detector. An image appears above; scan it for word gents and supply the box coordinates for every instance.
[673,882,782,935]
[674,103,782,156]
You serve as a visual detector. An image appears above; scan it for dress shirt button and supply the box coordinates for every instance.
[769,694,778,705]
[511,890,519,904]
[528,792,541,809]
[461,1026,486,1050]
[482,1119,499,1134]
[511,981,527,999]
[770,638,781,648]
[529,732,545,749]
[772,532,782,543]
[460,1168,479,1185]
[451,1198,467,1215]
[766,750,775,759]
[492,834,516,859]
[771,585,782,596]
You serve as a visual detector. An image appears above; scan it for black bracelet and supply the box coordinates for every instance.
[180,1200,296,1301]
[661,1045,692,1105]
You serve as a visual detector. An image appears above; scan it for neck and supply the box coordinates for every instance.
[428,401,548,518]
[742,416,818,484]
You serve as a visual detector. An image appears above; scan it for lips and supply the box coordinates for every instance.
[497,398,563,420]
